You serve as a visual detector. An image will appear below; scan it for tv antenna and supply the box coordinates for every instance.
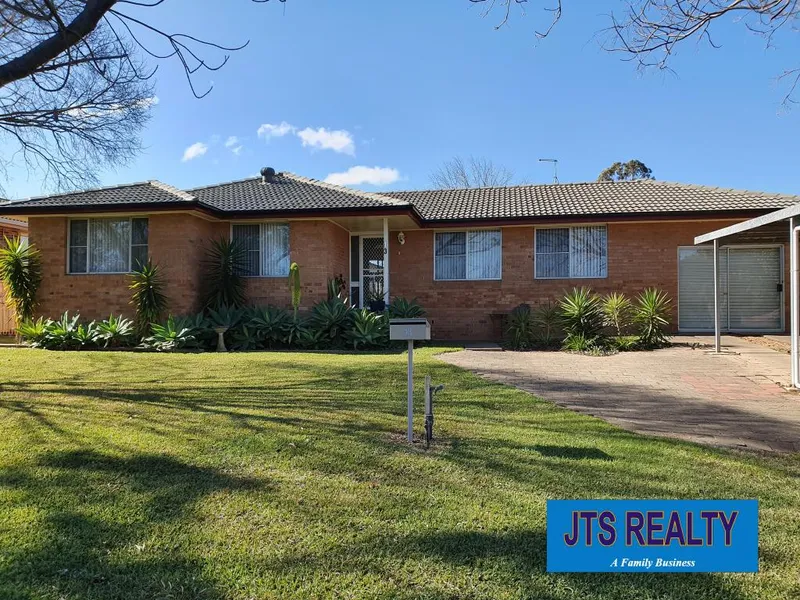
[539,158,559,184]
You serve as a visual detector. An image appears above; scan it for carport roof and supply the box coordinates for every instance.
[695,201,800,245]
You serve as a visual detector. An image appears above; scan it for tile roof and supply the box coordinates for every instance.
[3,181,194,209]
[188,173,409,213]
[383,179,800,222]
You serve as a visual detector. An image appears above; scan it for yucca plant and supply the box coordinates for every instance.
[344,309,389,350]
[635,288,673,349]
[202,238,248,310]
[0,236,42,326]
[559,287,604,340]
[534,302,561,347]
[387,297,426,319]
[96,314,135,348]
[506,303,534,350]
[602,292,633,337]
[129,260,168,335]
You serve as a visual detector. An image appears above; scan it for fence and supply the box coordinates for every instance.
[0,285,15,335]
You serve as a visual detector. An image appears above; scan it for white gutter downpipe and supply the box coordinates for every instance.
[791,220,800,388]
[713,238,721,353]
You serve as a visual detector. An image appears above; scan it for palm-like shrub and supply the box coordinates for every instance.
[506,303,534,350]
[602,292,633,337]
[202,238,248,310]
[345,309,389,350]
[387,297,426,319]
[96,314,135,348]
[534,302,561,347]
[560,287,604,339]
[635,288,672,349]
[130,260,168,335]
[0,236,42,325]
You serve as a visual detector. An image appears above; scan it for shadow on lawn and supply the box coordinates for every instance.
[0,449,264,600]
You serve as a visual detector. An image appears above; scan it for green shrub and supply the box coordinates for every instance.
[310,298,354,347]
[609,335,639,351]
[0,236,42,325]
[143,316,197,352]
[345,309,389,350]
[534,302,561,347]
[18,317,49,347]
[175,313,214,349]
[42,312,83,350]
[297,325,326,350]
[562,332,599,353]
[387,297,426,319]
[202,238,248,310]
[506,303,534,350]
[230,324,261,351]
[129,260,168,335]
[250,305,292,348]
[560,287,604,340]
[96,314,135,348]
[602,292,633,337]
[635,288,672,349]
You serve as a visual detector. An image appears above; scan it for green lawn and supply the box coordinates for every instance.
[0,348,799,600]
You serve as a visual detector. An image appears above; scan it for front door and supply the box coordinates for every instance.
[350,236,385,309]
[678,246,783,332]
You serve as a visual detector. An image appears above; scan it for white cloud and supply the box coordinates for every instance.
[224,136,239,148]
[297,127,355,155]
[257,121,296,139]
[231,145,243,156]
[324,166,400,187]
[182,142,208,162]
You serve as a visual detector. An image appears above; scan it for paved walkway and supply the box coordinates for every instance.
[441,336,800,453]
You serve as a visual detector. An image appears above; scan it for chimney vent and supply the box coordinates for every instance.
[260,167,276,184]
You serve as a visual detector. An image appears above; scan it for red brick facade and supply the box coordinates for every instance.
[26,214,789,340]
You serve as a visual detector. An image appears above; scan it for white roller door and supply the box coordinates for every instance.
[678,246,782,332]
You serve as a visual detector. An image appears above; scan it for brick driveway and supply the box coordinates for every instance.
[440,338,800,453]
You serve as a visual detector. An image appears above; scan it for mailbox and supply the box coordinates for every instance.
[389,318,431,341]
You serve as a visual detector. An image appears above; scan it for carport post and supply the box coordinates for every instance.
[713,238,721,353]
[791,218,799,388]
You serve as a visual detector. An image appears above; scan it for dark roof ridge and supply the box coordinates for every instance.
[10,180,195,206]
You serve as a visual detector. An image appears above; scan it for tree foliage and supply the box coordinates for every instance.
[430,155,515,189]
[598,160,653,182]
[0,236,42,324]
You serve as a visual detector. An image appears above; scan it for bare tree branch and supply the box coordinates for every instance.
[430,156,515,189]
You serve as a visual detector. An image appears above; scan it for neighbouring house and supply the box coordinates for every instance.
[0,170,797,340]
[0,216,29,335]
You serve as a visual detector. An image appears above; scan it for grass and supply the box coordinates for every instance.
[0,348,798,600]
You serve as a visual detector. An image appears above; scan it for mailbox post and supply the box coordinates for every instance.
[389,318,431,442]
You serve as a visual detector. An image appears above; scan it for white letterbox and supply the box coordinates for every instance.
[389,318,431,341]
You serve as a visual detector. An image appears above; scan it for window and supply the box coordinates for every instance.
[231,223,290,277]
[535,226,607,279]
[68,217,149,274]
[434,230,501,281]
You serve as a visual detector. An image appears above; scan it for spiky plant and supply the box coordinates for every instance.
[0,236,42,326]
[289,262,301,319]
[634,288,673,349]
[602,292,633,337]
[129,260,168,336]
[202,238,248,310]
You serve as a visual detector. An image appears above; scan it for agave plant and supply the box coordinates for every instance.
[250,305,292,348]
[602,292,633,337]
[0,236,42,325]
[44,312,82,350]
[387,297,426,319]
[202,238,248,310]
[96,314,135,348]
[129,260,168,335]
[143,316,197,352]
[175,312,214,349]
[505,303,534,350]
[207,305,243,331]
[310,298,354,346]
[73,322,100,349]
[344,309,389,350]
[17,317,49,347]
[634,288,673,349]
[296,325,326,350]
[230,324,261,351]
[559,287,604,340]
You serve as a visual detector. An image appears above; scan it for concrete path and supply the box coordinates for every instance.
[440,336,800,453]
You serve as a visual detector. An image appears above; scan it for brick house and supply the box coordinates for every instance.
[0,216,29,334]
[0,171,797,340]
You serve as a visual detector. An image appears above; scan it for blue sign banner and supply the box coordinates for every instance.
[547,499,758,573]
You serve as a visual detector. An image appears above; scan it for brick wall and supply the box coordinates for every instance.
[389,220,790,340]
[28,215,349,321]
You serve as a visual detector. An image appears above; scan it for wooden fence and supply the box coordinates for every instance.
[0,285,15,335]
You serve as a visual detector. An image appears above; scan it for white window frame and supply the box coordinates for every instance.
[230,222,290,278]
[433,229,503,282]
[67,217,148,275]
[534,225,608,280]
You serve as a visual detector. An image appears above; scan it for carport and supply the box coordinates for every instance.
[695,202,800,388]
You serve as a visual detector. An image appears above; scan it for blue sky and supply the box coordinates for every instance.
[4,0,800,199]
